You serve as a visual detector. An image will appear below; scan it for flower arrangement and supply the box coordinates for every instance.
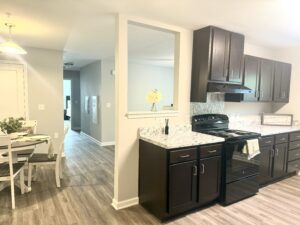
[0,117,24,134]
[146,89,162,111]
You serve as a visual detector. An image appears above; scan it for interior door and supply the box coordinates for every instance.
[228,32,244,84]
[210,28,230,81]
[0,62,27,120]
[259,59,274,102]
[243,56,260,102]
[169,161,197,214]
[273,143,288,178]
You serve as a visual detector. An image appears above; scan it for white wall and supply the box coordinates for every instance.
[100,59,115,143]
[113,15,192,207]
[0,47,64,152]
[128,63,174,111]
[80,61,102,141]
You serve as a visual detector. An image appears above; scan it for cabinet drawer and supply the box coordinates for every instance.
[260,136,274,147]
[288,149,300,162]
[275,133,289,144]
[290,132,300,142]
[199,144,222,158]
[289,141,300,150]
[169,148,197,164]
[288,159,300,173]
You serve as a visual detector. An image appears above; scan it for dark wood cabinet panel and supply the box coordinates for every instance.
[198,156,221,204]
[210,28,230,81]
[259,145,273,184]
[259,59,274,102]
[228,32,244,83]
[243,55,260,102]
[273,143,288,178]
[169,161,197,214]
[273,62,291,103]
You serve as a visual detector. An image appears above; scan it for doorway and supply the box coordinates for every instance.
[63,79,72,128]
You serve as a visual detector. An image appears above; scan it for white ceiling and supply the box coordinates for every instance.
[2,0,300,70]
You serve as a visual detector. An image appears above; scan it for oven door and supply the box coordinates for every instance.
[224,139,260,184]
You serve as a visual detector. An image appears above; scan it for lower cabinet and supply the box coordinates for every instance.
[287,132,300,173]
[198,156,221,204]
[259,135,288,185]
[139,140,222,221]
[169,161,197,214]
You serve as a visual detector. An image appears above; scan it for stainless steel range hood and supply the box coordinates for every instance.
[207,82,255,94]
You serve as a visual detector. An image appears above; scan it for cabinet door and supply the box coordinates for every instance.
[259,59,274,102]
[169,161,197,214]
[273,143,288,178]
[198,156,221,205]
[243,56,260,101]
[259,145,273,184]
[274,62,291,103]
[228,32,244,84]
[210,28,230,81]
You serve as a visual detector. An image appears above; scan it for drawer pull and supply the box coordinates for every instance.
[275,148,279,156]
[295,164,299,167]
[180,154,190,158]
[280,138,286,141]
[193,165,197,176]
[265,141,272,144]
[297,136,300,138]
[208,150,217,153]
[296,154,300,156]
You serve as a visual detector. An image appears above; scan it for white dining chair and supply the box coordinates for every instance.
[16,120,38,159]
[28,127,69,188]
[0,136,25,209]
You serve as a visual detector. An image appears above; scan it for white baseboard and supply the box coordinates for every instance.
[111,197,139,210]
[80,132,115,147]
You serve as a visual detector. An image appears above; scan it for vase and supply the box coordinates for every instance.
[151,103,157,112]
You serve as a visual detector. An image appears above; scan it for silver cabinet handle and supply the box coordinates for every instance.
[295,153,300,156]
[266,141,272,144]
[280,138,286,141]
[201,163,205,174]
[270,149,274,157]
[208,150,217,153]
[193,165,197,176]
[180,154,190,158]
[297,136,300,139]
[275,148,279,156]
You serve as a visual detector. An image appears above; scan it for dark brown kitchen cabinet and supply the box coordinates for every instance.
[259,145,273,184]
[210,28,230,81]
[259,134,289,186]
[273,143,288,178]
[259,59,274,102]
[198,156,221,205]
[243,55,260,102]
[169,161,197,214]
[273,62,291,103]
[139,140,223,221]
[191,26,244,102]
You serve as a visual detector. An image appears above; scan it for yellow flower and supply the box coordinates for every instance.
[146,89,162,103]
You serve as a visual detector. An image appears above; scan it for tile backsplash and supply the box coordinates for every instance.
[191,93,225,116]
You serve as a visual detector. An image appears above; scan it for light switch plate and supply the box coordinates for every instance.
[38,104,45,110]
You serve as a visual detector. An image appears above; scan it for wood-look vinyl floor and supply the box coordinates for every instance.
[1,130,300,225]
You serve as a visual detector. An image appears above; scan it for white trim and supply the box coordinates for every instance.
[80,132,115,147]
[111,197,139,210]
[126,110,179,119]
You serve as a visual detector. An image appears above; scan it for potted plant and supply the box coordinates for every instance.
[0,117,24,138]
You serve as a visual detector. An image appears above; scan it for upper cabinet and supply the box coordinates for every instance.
[242,55,291,103]
[191,26,245,102]
[273,62,291,103]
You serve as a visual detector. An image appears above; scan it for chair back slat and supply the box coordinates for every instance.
[20,120,38,134]
[0,136,14,175]
[56,127,69,161]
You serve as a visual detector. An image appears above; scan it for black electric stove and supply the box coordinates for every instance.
[192,114,261,205]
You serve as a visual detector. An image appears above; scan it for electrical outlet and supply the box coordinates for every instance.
[54,132,59,139]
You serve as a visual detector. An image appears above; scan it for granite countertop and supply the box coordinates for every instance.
[139,125,224,149]
[229,124,300,136]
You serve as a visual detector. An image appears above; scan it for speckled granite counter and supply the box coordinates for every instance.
[139,125,224,149]
[229,124,300,136]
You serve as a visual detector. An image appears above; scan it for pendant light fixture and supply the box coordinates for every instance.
[0,13,27,55]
